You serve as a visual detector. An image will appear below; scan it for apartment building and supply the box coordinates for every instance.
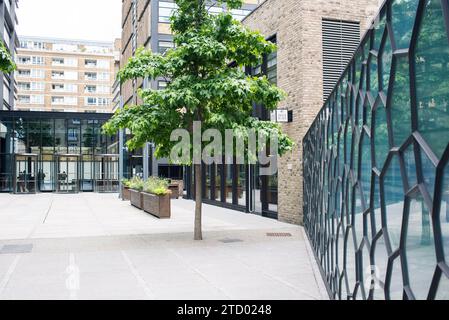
[0,0,18,111]
[15,37,120,113]
[119,0,263,180]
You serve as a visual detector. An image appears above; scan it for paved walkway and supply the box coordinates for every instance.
[0,193,327,300]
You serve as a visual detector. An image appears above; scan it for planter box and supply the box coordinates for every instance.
[168,184,180,199]
[122,186,131,201]
[130,189,144,209]
[142,192,171,219]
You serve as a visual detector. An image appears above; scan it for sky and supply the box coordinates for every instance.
[17,0,122,42]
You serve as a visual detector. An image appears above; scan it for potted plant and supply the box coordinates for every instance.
[121,178,131,201]
[129,177,144,209]
[142,177,171,219]
[168,179,181,199]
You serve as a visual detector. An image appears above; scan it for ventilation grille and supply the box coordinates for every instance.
[266,233,292,238]
[322,19,361,100]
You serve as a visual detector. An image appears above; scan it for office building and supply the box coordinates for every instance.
[0,0,18,111]
[196,0,378,222]
[119,0,264,181]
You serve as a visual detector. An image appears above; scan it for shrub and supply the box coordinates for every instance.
[121,178,131,188]
[129,177,144,191]
[143,177,171,196]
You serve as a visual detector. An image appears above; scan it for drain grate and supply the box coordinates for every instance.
[219,238,243,244]
[267,233,292,238]
[0,244,33,254]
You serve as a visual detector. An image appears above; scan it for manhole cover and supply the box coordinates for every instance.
[267,233,292,238]
[219,238,243,244]
[0,244,33,254]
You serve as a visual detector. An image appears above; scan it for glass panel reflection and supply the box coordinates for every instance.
[415,0,449,158]
[405,195,435,300]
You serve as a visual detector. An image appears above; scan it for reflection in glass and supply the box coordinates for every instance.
[420,148,436,198]
[369,54,379,99]
[40,154,55,192]
[384,156,405,250]
[372,175,382,237]
[225,165,233,204]
[415,0,449,158]
[435,274,449,300]
[380,31,393,93]
[205,165,212,200]
[54,119,67,154]
[373,12,386,52]
[374,104,389,169]
[405,195,435,300]
[41,119,54,154]
[346,229,357,296]
[391,56,412,147]
[214,165,222,201]
[391,0,419,49]
[373,235,389,299]
[360,132,372,208]
[354,186,364,248]
[237,165,247,207]
[441,163,449,264]
[389,257,404,300]
[404,144,417,189]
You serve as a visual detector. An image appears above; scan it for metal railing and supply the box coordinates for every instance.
[303,0,449,300]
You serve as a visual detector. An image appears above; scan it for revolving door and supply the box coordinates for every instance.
[55,154,80,193]
[94,154,119,193]
[14,154,38,194]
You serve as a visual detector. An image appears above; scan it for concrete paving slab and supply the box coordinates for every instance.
[0,193,328,300]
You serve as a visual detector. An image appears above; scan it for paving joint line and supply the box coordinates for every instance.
[167,248,232,300]
[121,250,155,299]
[0,254,22,297]
[222,243,322,300]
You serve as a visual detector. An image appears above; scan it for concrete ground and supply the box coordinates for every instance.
[0,193,328,300]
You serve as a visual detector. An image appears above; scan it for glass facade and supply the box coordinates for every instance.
[0,111,120,193]
[184,36,279,218]
[303,0,449,300]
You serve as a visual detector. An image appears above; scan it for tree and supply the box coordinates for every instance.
[0,41,15,74]
[104,0,293,240]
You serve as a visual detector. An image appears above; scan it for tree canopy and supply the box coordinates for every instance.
[0,41,16,74]
[103,0,293,161]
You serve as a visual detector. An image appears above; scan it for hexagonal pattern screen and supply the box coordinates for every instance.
[303,0,449,300]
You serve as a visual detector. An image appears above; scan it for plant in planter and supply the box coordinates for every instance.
[121,178,132,201]
[129,177,145,209]
[142,177,171,219]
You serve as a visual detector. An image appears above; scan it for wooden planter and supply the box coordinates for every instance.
[122,186,131,201]
[142,192,171,219]
[130,189,144,209]
[168,184,180,199]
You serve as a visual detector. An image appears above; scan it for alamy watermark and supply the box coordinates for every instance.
[170,121,279,176]
[66,253,80,300]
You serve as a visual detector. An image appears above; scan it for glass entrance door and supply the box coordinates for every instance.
[39,154,55,192]
[14,154,38,194]
[94,154,119,193]
[55,154,79,193]
[249,164,278,219]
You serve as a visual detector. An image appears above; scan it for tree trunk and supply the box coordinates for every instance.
[194,163,203,240]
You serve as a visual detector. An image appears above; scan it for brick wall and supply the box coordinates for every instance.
[243,0,379,225]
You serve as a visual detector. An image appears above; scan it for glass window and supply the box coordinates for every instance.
[225,165,233,204]
[237,165,246,207]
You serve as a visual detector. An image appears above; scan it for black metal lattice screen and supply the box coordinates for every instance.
[303,0,449,300]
